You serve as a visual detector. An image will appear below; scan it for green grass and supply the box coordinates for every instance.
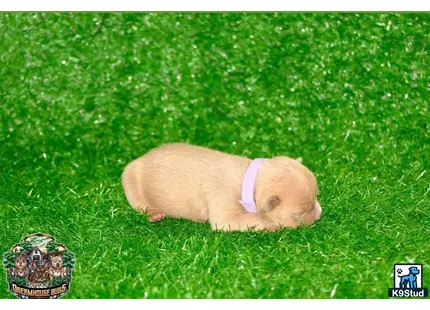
[0,13,429,299]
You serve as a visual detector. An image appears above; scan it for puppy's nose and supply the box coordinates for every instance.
[314,201,322,220]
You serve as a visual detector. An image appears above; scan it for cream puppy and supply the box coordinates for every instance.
[122,143,322,231]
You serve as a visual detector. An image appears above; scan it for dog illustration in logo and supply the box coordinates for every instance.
[49,255,65,280]
[399,266,420,288]
[28,260,51,288]
[13,254,30,278]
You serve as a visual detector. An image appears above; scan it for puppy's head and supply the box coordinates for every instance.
[256,156,322,230]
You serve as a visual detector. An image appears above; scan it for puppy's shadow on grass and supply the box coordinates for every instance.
[124,208,329,249]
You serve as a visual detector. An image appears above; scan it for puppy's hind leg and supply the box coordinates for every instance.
[121,160,149,214]
[122,160,166,222]
[148,212,165,223]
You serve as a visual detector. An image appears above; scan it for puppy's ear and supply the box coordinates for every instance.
[262,195,281,212]
[296,157,303,164]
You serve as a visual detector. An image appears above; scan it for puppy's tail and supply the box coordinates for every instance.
[121,160,147,213]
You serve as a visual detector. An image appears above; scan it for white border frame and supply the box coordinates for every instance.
[0,0,429,11]
[0,1,428,307]
[0,300,429,308]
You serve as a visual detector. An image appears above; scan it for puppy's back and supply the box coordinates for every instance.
[122,143,243,220]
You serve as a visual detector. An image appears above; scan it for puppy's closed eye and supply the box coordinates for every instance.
[291,203,313,218]
[263,195,280,212]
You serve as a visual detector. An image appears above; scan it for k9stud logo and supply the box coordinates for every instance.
[388,264,428,298]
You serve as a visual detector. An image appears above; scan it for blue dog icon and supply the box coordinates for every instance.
[399,267,420,288]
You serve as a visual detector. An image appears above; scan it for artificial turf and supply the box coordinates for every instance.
[0,13,429,299]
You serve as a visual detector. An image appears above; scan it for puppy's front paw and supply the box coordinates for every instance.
[211,223,264,232]
[209,213,266,232]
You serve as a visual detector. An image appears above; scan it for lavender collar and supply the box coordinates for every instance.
[239,158,264,213]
